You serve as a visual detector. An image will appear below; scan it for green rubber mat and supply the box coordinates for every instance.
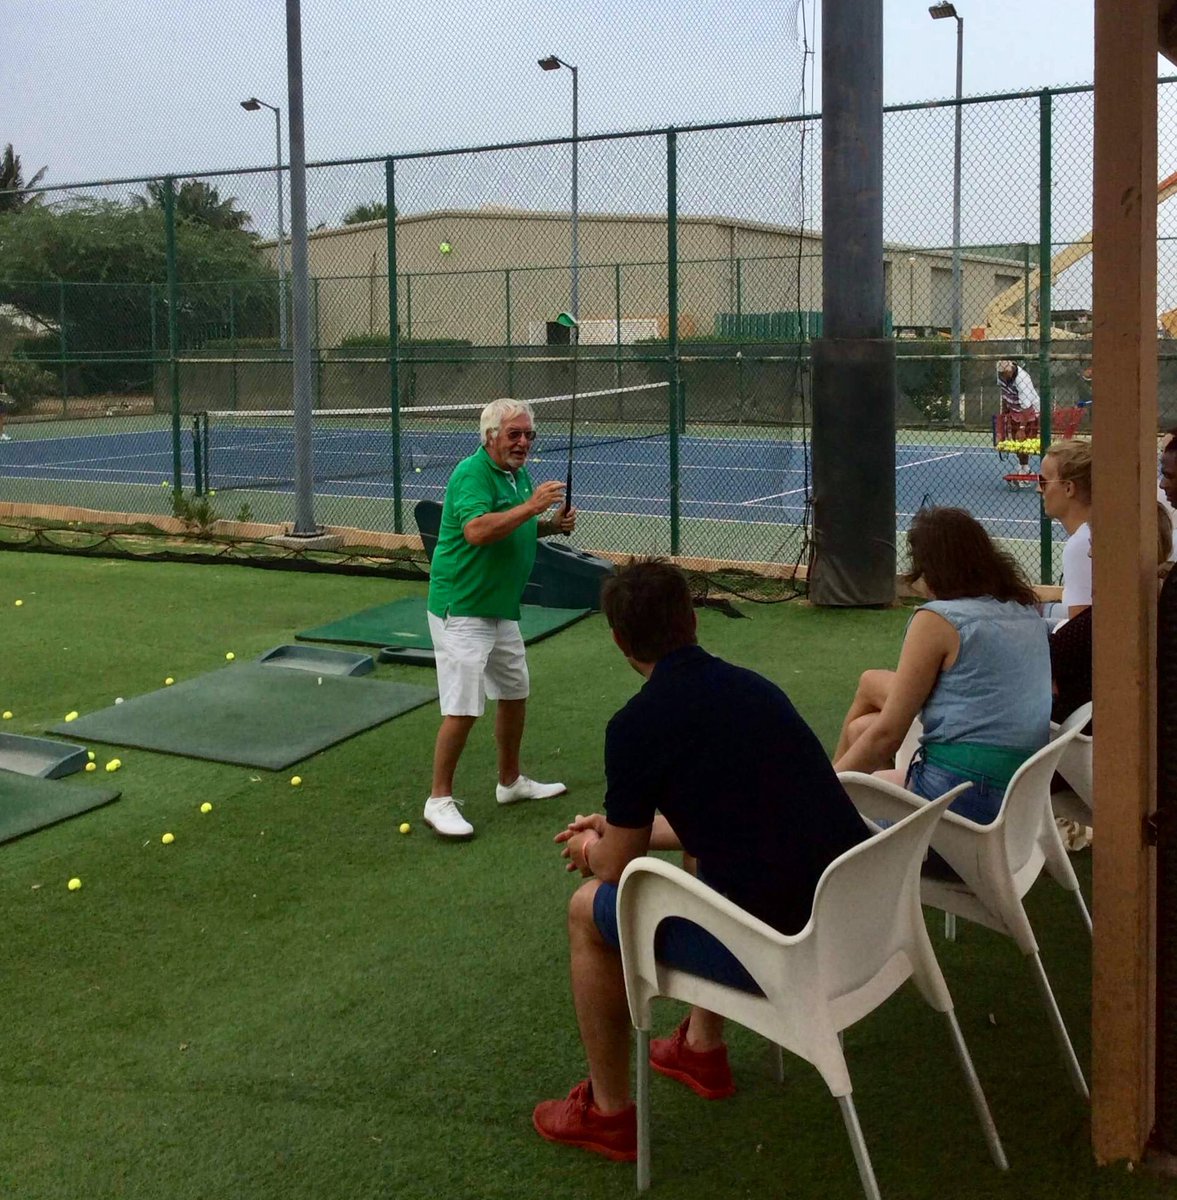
[296,596,591,649]
[47,663,436,771]
[0,769,120,844]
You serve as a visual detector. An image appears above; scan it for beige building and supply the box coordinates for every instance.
[265,207,1026,349]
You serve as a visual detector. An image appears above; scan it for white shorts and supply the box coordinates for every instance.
[427,612,530,717]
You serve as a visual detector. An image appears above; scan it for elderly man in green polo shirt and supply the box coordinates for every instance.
[423,397,577,839]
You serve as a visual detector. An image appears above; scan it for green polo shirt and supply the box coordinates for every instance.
[427,447,538,620]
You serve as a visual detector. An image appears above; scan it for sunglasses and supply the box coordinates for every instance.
[1036,475,1058,491]
[505,429,537,443]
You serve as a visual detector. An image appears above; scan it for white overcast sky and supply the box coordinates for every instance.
[1,0,1145,187]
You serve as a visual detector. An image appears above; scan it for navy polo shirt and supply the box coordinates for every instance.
[604,645,870,935]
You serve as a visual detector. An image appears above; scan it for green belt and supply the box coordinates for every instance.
[922,741,1037,789]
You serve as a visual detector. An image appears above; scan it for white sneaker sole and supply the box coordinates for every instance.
[497,783,568,806]
[423,815,475,841]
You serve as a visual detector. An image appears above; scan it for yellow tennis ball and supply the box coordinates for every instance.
[85,762,97,772]
[1,711,11,720]
[14,599,23,607]
[225,652,235,661]
[399,822,411,835]
[164,677,174,686]
[439,241,452,254]
[209,489,216,496]
[200,802,213,814]
[290,775,302,787]
[105,759,120,772]
[161,832,174,844]
[87,751,95,761]
[67,877,82,891]
[160,481,169,488]
[64,711,78,722]
[414,467,422,474]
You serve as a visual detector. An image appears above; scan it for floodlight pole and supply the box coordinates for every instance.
[241,97,289,350]
[285,0,317,535]
[540,56,579,323]
[931,3,964,419]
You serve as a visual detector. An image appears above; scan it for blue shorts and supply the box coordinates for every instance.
[905,755,1006,825]
[593,879,764,995]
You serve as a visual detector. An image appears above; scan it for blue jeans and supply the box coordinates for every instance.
[906,755,1006,825]
[593,880,764,995]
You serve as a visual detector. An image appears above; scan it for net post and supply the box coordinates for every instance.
[164,176,183,498]
[192,415,203,497]
[667,128,681,556]
[385,157,403,534]
[1038,89,1054,585]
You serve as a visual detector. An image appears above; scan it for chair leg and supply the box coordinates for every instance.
[1041,825,1094,937]
[941,1010,1009,1170]
[636,1029,651,1191]
[1026,951,1089,1099]
[944,912,957,941]
[1070,886,1093,937]
[837,1095,882,1200]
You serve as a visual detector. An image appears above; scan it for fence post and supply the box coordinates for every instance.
[57,281,68,415]
[164,176,182,495]
[505,268,514,397]
[614,262,623,391]
[1038,89,1054,585]
[667,128,681,556]
[385,157,403,534]
[229,282,238,413]
[1022,242,1031,353]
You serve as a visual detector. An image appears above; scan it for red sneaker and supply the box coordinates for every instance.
[649,1016,736,1099]
[532,1080,637,1162]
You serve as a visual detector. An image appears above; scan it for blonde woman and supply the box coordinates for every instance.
[1038,439,1092,619]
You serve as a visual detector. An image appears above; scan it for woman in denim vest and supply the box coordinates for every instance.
[834,507,1051,824]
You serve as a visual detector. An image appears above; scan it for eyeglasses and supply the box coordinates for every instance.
[505,429,537,443]
[1036,475,1058,492]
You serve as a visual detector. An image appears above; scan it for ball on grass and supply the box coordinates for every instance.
[87,751,95,761]
[290,775,302,787]
[200,802,213,814]
[164,677,174,686]
[85,762,96,773]
[115,697,124,705]
[67,877,82,891]
[2,711,11,720]
[225,652,235,661]
[105,758,120,772]
[64,710,78,722]
[399,822,411,835]
[14,599,23,607]
[161,832,174,845]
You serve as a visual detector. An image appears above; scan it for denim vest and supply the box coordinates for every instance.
[918,597,1051,753]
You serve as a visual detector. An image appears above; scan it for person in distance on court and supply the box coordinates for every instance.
[422,397,576,840]
[996,358,1041,473]
[834,506,1051,826]
[532,560,870,1162]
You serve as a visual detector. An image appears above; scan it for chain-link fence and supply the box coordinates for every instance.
[2,79,1176,580]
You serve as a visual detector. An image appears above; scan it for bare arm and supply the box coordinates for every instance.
[463,479,565,546]
[538,506,578,537]
[833,610,957,774]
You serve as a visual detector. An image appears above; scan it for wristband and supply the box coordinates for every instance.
[583,837,595,875]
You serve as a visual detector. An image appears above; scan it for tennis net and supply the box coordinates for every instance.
[197,381,675,493]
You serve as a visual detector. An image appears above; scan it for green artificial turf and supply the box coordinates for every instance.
[47,664,436,770]
[0,552,1154,1200]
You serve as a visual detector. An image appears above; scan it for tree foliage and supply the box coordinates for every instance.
[0,199,276,393]
[135,178,253,232]
[342,200,392,225]
[0,144,47,213]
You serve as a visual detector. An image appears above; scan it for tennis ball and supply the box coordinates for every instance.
[225,652,235,661]
[160,481,169,489]
[67,877,82,891]
[399,822,411,835]
[290,775,302,787]
[164,677,174,685]
[105,758,120,772]
[439,241,452,254]
[14,599,23,607]
[1,711,10,720]
[64,710,78,722]
[85,762,96,773]
[209,489,217,496]
[115,697,124,704]
[200,802,213,814]
[414,467,422,474]
[161,832,174,844]
[87,751,95,761]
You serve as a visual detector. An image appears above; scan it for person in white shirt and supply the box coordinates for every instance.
[997,360,1041,472]
[1038,439,1092,620]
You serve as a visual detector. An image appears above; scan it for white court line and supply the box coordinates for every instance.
[739,450,965,505]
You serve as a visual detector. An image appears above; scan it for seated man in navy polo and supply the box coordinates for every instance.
[532,559,870,1163]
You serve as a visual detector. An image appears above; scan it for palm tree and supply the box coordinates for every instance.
[0,144,47,212]
[342,200,393,225]
[135,179,253,232]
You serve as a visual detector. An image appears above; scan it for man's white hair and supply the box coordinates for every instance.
[480,397,534,445]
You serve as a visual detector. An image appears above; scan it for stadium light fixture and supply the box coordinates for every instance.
[539,55,580,325]
[928,2,957,17]
[241,96,289,350]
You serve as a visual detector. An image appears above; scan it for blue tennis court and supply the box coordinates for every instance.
[0,418,1064,545]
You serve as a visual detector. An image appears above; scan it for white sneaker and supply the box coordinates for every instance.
[495,775,567,806]
[423,796,474,840]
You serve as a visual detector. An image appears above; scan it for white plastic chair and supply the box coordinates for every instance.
[616,790,1007,1200]
[1050,716,1094,826]
[838,700,1095,1101]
